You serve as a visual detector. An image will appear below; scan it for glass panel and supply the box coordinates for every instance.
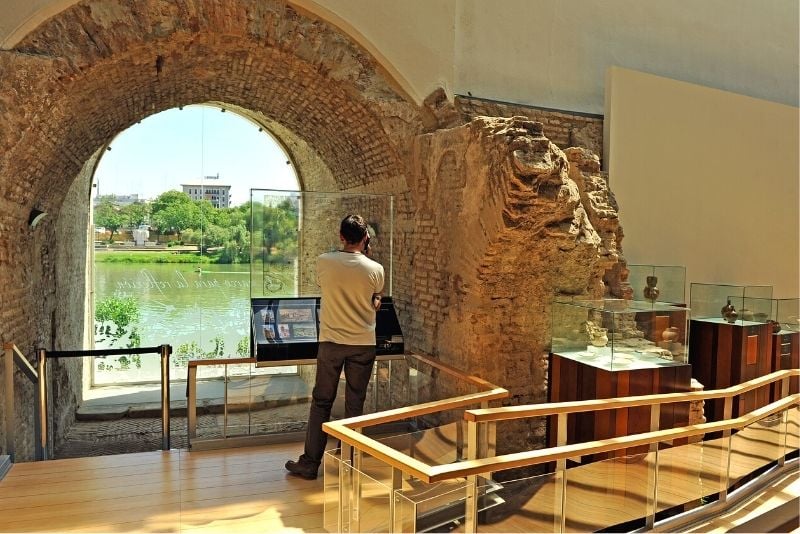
[323,450,392,533]
[250,189,394,298]
[393,490,418,533]
[564,452,653,532]
[656,439,725,516]
[396,479,467,533]
[689,283,773,322]
[627,264,686,305]
[475,471,558,533]
[729,411,788,487]
[787,407,800,453]
[323,450,342,534]
[352,465,393,532]
[776,298,800,332]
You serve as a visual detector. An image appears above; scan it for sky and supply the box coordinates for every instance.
[93,105,300,206]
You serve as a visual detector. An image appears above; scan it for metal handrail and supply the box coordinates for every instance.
[35,344,173,459]
[323,368,799,532]
[3,343,41,461]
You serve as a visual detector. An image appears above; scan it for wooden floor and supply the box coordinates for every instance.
[0,408,797,533]
[0,442,323,533]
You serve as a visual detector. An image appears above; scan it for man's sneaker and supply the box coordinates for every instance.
[285,459,318,480]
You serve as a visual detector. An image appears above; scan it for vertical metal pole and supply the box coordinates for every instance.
[779,377,790,466]
[4,345,15,462]
[720,396,733,503]
[160,345,171,451]
[223,363,229,438]
[554,412,568,533]
[37,349,48,461]
[645,404,661,529]
[390,467,403,532]
[352,430,362,533]
[187,365,197,445]
[339,442,353,533]
[465,420,479,533]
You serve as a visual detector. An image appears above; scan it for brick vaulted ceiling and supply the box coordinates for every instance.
[0,0,422,218]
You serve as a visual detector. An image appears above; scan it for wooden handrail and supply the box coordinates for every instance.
[464,369,800,422]
[429,394,798,482]
[326,388,509,430]
[4,343,38,382]
[187,357,255,368]
[326,394,799,484]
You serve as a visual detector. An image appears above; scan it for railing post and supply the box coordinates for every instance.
[554,412,567,533]
[390,467,403,532]
[778,377,790,466]
[37,349,48,460]
[160,344,171,451]
[465,419,479,533]
[645,404,661,529]
[4,345,15,462]
[187,364,197,446]
[720,395,733,503]
[339,442,353,533]
[352,430,362,533]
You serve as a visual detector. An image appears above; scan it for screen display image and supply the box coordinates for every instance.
[251,296,404,364]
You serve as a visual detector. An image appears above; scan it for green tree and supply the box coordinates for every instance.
[261,200,298,263]
[150,190,199,239]
[94,200,125,242]
[94,294,141,348]
[122,201,149,228]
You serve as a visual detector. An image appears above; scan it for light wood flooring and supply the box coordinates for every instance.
[0,408,797,533]
[0,442,322,533]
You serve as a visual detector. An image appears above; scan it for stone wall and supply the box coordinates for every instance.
[0,0,627,461]
[456,95,604,161]
[406,117,622,452]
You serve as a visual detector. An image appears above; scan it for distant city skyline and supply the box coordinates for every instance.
[93,105,299,206]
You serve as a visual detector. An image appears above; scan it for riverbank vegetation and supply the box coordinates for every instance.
[94,191,299,264]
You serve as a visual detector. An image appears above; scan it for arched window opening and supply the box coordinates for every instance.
[90,105,299,386]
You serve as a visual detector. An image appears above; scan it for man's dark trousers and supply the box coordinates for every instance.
[299,341,376,467]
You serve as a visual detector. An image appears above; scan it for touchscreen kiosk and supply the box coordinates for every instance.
[252,297,404,365]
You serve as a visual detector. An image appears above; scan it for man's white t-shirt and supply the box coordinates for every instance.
[317,251,385,346]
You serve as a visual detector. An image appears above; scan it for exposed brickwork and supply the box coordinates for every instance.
[0,0,421,459]
[456,95,604,161]
[408,117,623,453]
[0,1,628,461]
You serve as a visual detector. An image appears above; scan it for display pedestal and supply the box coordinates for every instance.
[688,319,773,423]
[548,353,691,461]
[770,330,799,401]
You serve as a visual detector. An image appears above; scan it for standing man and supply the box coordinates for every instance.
[285,214,384,480]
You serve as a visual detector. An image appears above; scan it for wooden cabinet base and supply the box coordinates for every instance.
[689,320,774,423]
[548,353,691,462]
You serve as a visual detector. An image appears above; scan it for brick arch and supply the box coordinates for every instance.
[0,0,423,396]
[6,0,421,214]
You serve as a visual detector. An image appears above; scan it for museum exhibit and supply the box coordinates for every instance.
[0,0,797,533]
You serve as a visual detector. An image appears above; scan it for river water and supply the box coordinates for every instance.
[93,263,295,384]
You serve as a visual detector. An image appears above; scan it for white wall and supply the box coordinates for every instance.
[1,0,797,111]
[606,66,800,297]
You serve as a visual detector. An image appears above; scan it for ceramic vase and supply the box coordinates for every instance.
[590,328,609,347]
[662,326,679,343]
[721,300,738,324]
[643,275,660,303]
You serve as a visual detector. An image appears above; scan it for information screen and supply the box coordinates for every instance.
[252,297,404,364]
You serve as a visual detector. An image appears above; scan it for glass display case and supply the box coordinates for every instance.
[627,264,686,305]
[551,298,690,371]
[776,298,800,332]
[689,283,773,325]
[249,189,394,298]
